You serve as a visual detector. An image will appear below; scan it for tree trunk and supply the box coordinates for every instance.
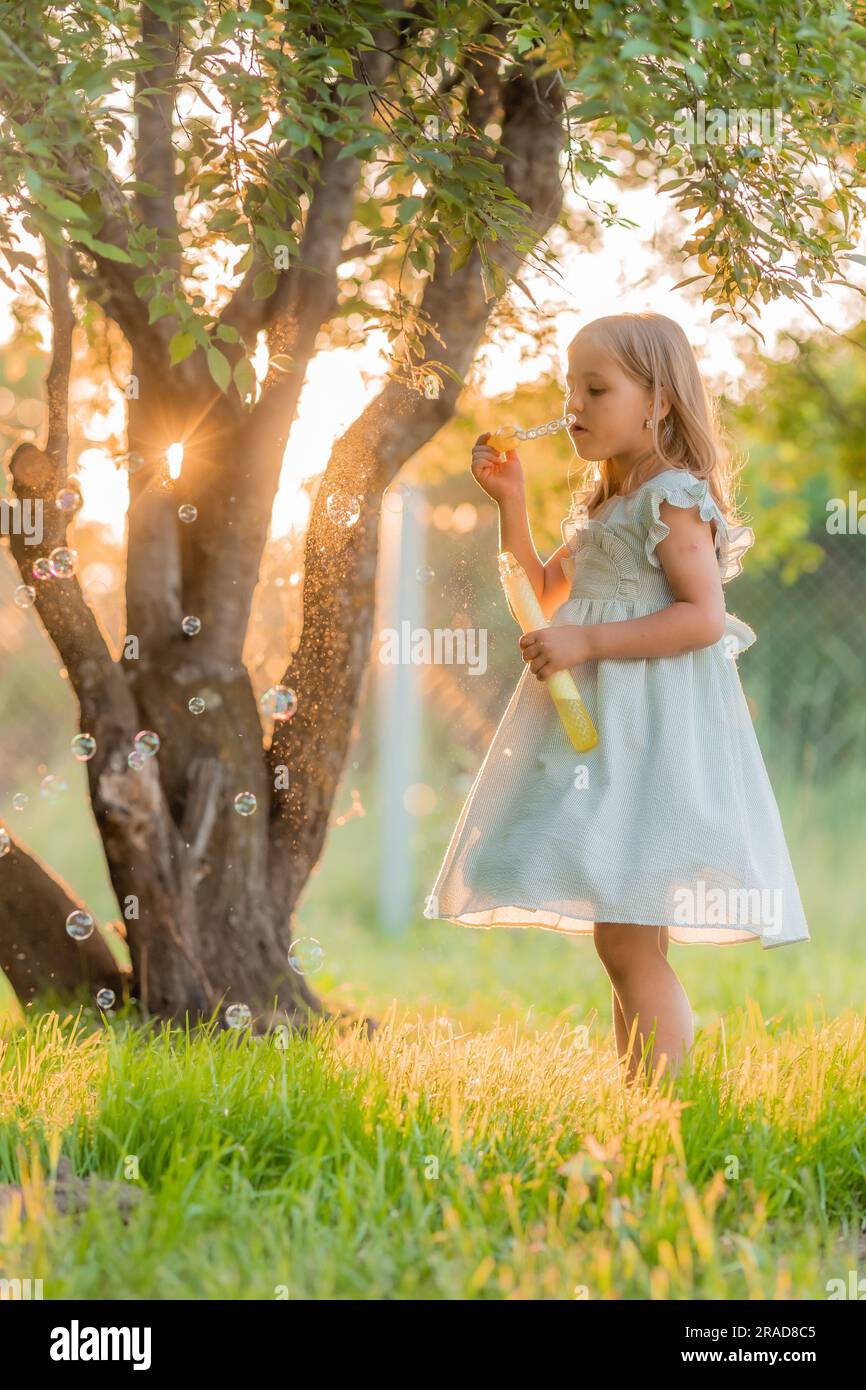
[3,47,565,1028]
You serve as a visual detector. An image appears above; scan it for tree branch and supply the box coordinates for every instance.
[7,246,125,713]
[266,59,566,890]
[217,143,318,346]
[134,7,181,271]
[179,40,403,667]
[0,26,180,380]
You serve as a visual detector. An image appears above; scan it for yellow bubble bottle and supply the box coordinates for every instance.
[497,550,599,753]
[487,412,577,459]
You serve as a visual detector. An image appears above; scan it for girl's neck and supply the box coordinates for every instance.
[609,447,667,492]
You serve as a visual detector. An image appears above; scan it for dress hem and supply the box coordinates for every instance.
[424,906,809,950]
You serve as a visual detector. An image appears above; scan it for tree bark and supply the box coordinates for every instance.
[0,834,127,1003]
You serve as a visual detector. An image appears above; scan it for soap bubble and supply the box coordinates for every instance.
[71,733,97,761]
[66,909,94,941]
[288,937,325,976]
[188,696,206,715]
[40,774,68,801]
[48,546,77,578]
[178,503,197,523]
[225,1003,251,1029]
[134,730,160,757]
[127,750,147,770]
[14,584,36,607]
[326,492,360,528]
[416,566,435,583]
[11,793,28,811]
[32,558,53,581]
[0,828,10,855]
[81,562,115,599]
[233,792,257,816]
[260,685,297,721]
[181,615,201,636]
[55,482,82,513]
[96,988,115,1009]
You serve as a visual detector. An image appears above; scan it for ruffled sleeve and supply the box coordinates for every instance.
[642,472,755,584]
[723,612,757,657]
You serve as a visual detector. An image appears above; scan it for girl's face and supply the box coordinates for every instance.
[564,330,659,463]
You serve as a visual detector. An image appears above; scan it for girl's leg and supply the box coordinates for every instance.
[610,924,671,1054]
[611,983,628,1055]
[594,922,693,1082]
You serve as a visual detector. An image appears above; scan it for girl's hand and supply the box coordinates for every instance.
[470,432,525,504]
[519,625,594,680]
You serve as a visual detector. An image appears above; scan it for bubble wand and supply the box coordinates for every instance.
[487,411,577,460]
[497,550,599,753]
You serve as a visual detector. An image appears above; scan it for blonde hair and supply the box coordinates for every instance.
[566,312,744,523]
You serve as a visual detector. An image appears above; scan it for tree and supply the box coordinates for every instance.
[0,1,864,1025]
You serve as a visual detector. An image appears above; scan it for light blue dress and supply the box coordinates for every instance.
[424,468,810,948]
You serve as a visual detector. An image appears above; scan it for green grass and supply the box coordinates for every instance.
[0,765,863,1300]
[0,1004,863,1300]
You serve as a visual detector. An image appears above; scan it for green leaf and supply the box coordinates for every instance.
[449,238,474,274]
[169,332,196,365]
[215,9,238,39]
[21,271,49,306]
[207,346,231,392]
[233,356,256,401]
[336,134,382,161]
[252,269,277,299]
[571,99,610,122]
[209,208,239,232]
[327,48,355,77]
[74,228,132,262]
[619,39,661,59]
[234,246,254,275]
[92,239,133,262]
[671,274,709,290]
[122,179,163,199]
[40,190,91,225]
[147,294,174,324]
[396,196,424,225]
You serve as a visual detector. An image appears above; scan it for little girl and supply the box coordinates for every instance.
[423,311,810,1083]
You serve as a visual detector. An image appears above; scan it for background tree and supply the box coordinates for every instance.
[0,0,864,1024]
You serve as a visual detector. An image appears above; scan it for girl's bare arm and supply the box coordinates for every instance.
[498,494,572,620]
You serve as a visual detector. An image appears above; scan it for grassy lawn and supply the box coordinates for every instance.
[0,1000,863,1300]
[0,769,863,1300]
